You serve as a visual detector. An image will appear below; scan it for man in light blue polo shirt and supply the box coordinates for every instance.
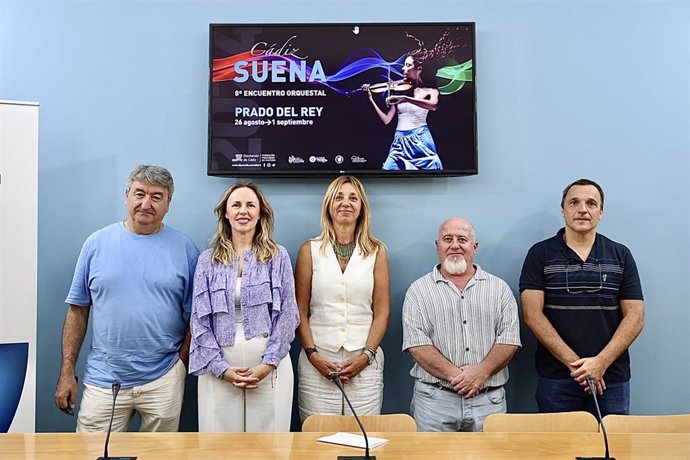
[54,164,199,432]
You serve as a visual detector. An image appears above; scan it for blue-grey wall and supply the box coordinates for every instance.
[1,0,688,432]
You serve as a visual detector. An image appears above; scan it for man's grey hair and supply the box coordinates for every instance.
[126,165,175,200]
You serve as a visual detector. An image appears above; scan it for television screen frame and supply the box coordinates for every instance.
[208,22,477,178]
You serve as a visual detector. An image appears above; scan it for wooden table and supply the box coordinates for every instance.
[0,431,688,459]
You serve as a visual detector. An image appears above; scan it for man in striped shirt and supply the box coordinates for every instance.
[520,178,644,417]
[402,217,521,432]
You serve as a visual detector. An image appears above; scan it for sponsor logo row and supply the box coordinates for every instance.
[289,155,368,164]
[230,153,368,167]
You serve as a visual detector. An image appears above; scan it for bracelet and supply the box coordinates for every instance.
[304,347,318,359]
[218,369,226,380]
[363,345,378,367]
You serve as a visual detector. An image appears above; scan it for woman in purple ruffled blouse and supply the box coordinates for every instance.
[189,182,299,432]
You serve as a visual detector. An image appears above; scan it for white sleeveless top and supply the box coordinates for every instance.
[309,240,376,352]
[396,101,429,131]
[234,276,242,323]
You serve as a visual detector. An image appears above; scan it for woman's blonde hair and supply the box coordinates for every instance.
[210,182,278,265]
[316,175,383,258]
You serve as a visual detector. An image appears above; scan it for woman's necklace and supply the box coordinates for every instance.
[333,240,356,260]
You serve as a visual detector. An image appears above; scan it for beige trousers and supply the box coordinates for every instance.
[76,358,186,432]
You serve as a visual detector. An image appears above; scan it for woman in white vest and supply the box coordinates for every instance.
[295,175,390,423]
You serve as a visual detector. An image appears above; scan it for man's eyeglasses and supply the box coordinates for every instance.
[565,260,603,294]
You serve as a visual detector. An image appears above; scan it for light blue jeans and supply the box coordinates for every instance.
[410,380,507,432]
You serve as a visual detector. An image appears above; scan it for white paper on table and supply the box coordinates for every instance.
[317,432,389,449]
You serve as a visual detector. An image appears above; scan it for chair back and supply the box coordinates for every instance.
[603,414,690,433]
[483,411,599,432]
[302,414,417,432]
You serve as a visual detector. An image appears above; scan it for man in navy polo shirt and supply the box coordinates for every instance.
[519,178,644,416]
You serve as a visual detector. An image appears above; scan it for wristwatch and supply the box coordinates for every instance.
[304,347,318,359]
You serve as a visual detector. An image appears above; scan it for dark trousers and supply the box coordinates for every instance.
[536,376,630,417]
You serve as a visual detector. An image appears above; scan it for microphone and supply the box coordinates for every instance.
[575,376,615,460]
[329,373,376,460]
[97,382,137,460]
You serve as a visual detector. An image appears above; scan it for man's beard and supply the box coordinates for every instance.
[442,255,467,275]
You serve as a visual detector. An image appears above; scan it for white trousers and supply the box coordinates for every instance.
[197,323,294,432]
[298,346,384,423]
[77,358,186,432]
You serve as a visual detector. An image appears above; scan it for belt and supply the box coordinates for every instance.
[436,383,502,395]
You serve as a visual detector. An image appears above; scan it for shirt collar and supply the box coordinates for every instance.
[432,263,486,284]
[549,227,603,261]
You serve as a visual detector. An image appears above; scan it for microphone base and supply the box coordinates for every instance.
[576,457,616,459]
[96,457,138,460]
[337,456,376,460]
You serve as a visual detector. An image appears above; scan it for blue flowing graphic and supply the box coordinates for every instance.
[215,48,472,96]
[216,50,405,94]
[312,51,472,96]
[322,50,407,94]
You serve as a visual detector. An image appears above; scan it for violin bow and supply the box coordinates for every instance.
[386,64,391,102]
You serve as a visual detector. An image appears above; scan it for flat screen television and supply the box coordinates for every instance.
[208,23,476,177]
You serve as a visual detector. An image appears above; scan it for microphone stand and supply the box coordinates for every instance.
[576,377,615,460]
[329,373,375,460]
[97,382,137,460]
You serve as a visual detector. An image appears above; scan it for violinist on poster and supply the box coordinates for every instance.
[364,53,443,171]
[361,32,464,171]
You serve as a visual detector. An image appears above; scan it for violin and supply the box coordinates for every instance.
[347,79,413,97]
[365,80,413,93]
[347,64,414,97]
